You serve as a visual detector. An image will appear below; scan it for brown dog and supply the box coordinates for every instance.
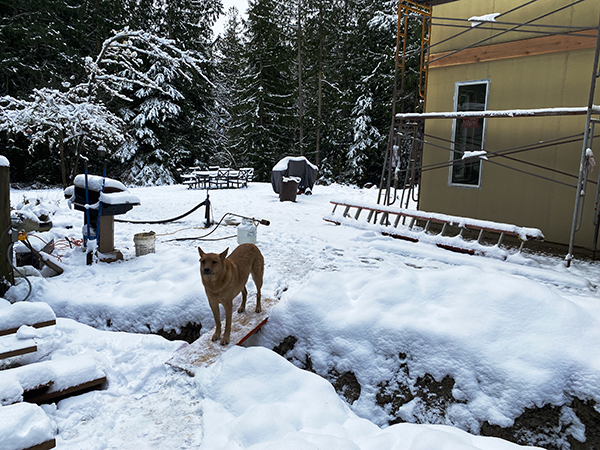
[198,243,264,345]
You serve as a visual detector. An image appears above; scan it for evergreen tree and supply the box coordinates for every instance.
[214,7,248,168]
[236,0,296,181]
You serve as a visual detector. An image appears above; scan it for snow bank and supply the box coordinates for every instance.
[0,403,55,450]
[258,265,600,431]
[199,346,541,450]
[0,155,9,167]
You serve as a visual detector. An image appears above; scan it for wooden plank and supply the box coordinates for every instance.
[23,439,57,450]
[25,376,107,404]
[237,318,269,346]
[0,320,57,337]
[0,345,37,360]
[429,29,598,68]
[167,296,279,375]
[0,335,37,360]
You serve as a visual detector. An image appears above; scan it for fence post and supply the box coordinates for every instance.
[0,157,13,295]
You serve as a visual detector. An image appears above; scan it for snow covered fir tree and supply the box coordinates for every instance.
[0,0,419,187]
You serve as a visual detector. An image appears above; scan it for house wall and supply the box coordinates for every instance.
[431,0,598,52]
[420,0,600,249]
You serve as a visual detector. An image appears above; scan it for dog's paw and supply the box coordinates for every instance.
[211,332,220,342]
[255,306,262,313]
[220,336,230,345]
[237,305,246,313]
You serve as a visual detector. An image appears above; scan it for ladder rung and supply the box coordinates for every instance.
[477,229,484,244]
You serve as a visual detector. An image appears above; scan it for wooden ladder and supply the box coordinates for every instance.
[325,200,544,256]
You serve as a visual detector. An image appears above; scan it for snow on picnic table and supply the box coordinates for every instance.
[2,181,600,449]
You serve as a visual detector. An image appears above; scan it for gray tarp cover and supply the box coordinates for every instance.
[271,157,318,194]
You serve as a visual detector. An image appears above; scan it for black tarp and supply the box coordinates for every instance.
[271,157,318,194]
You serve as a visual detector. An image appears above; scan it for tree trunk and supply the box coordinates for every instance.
[59,129,68,190]
[0,161,14,294]
[315,3,323,167]
[297,0,304,155]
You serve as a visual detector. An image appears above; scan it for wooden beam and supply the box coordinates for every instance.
[25,376,107,404]
[0,344,37,360]
[429,29,598,68]
[0,320,57,337]
[23,438,57,450]
[237,318,269,346]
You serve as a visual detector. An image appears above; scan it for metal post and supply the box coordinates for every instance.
[566,11,600,266]
[378,0,404,206]
[83,157,92,250]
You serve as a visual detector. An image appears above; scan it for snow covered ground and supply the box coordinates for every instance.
[2,181,600,449]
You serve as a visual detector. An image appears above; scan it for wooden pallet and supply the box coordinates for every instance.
[325,200,544,256]
[167,296,278,375]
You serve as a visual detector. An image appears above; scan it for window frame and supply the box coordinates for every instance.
[448,79,490,188]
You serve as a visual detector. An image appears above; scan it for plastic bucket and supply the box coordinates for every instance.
[134,231,156,256]
[237,220,257,244]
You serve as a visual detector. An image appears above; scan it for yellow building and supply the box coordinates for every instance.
[410,0,600,257]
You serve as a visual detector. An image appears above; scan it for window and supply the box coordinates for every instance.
[449,80,489,187]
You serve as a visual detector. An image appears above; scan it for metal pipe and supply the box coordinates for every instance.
[566,10,600,266]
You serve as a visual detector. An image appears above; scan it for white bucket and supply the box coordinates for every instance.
[134,231,156,256]
[237,220,257,245]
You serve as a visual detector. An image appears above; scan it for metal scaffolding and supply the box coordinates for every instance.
[379,1,600,262]
[378,1,431,209]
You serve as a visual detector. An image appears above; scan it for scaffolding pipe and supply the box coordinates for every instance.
[566,10,600,266]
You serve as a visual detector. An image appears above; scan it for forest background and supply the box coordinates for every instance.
[0,0,423,187]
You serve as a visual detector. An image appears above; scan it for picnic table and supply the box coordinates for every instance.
[181,167,254,190]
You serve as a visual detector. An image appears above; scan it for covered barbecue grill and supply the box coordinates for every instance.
[271,156,318,195]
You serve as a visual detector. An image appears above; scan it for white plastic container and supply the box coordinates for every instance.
[237,220,257,245]
[134,231,156,256]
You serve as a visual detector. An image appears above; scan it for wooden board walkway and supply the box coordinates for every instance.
[167,296,279,375]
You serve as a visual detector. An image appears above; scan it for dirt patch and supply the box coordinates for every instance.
[155,322,202,343]
[481,399,600,450]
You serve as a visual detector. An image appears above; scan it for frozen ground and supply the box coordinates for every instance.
[2,181,600,449]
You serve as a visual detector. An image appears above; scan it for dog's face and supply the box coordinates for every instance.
[198,247,229,277]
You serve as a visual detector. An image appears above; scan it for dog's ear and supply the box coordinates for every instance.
[198,247,205,257]
[220,248,229,260]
